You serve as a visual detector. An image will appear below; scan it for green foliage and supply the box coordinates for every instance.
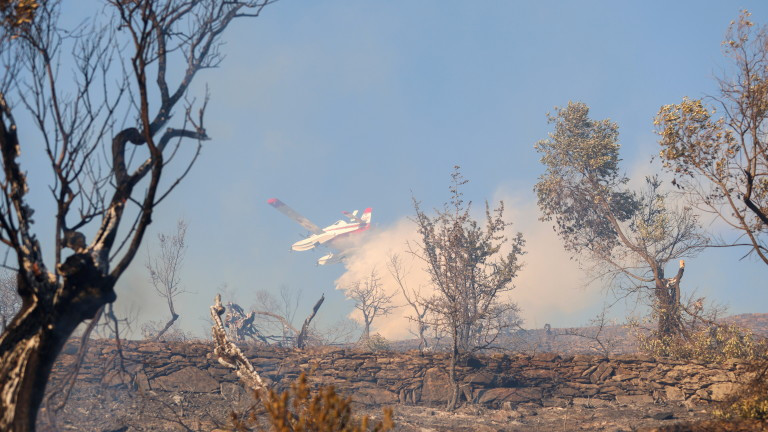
[535,101,708,340]
[655,97,737,180]
[535,102,706,265]
[534,101,638,256]
[655,10,768,266]
[231,373,394,432]
[632,322,767,363]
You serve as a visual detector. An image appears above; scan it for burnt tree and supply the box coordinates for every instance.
[146,219,188,341]
[345,269,396,342]
[387,253,430,353]
[296,293,324,349]
[412,166,525,410]
[0,1,274,429]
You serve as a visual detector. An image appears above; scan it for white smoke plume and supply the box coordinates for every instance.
[335,218,430,340]
[496,193,604,329]
[335,195,603,341]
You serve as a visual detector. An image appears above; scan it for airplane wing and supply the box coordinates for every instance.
[267,198,324,235]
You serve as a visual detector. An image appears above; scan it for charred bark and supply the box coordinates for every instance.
[296,294,324,349]
[655,260,686,338]
[0,2,273,428]
[0,256,114,431]
[41,307,104,429]
[447,324,461,410]
[153,312,179,341]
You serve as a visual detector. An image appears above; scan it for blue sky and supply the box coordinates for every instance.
[24,1,768,339]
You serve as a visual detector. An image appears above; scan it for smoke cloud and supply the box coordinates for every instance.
[495,193,603,328]
[335,218,431,340]
[335,194,603,341]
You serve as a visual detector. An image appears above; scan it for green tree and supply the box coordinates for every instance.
[412,166,524,409]
[656,11,768,266]
[0,1,274,429]
[535,102,708,340]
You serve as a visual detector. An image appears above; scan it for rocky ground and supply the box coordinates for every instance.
[35,338,767,431]
[377,401,715,432]
[43,388,757,432]
[41,380,722,432]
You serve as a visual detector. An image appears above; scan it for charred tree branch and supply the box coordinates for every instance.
[296,294,324,349]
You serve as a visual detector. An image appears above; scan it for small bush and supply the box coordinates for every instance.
[359,333,390,352]
[633,323,767,363]
[714,361,768,421]
[231,373,393,432]
[632,322,768,422]
[715,394,768,420]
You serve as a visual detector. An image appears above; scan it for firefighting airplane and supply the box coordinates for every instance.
[267,198,372,265]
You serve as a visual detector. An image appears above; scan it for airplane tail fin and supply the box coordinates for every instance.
[361,207,372,224]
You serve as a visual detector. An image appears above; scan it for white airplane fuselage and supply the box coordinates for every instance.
[291,220,369,251]
[268,198,372,265]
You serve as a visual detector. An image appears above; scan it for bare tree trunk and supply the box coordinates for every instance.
[447,324,461,410]
[41,307,104,429]
[147,219,187,341]
[0,2,275,427]
[417,322,428,353]
[153,312,179,341]
[0,323,58,431]
[346,269,395,345]
[388,253,430,353]
[0,274,113,430]
[0,252,115,430]
[252,310,299,336]
[296,294,324,349]
[655,261,685,338]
